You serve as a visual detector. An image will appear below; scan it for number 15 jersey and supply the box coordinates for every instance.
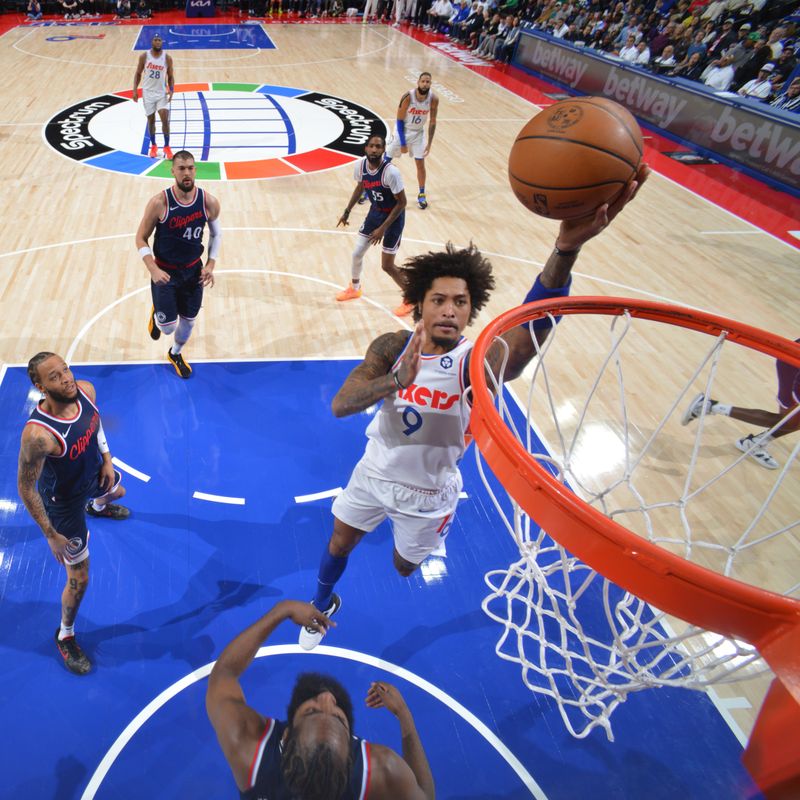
[153,186,208,270]
[361,336,473,491]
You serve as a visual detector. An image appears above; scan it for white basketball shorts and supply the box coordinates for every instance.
[332,458,461,565]
[386,128,427,160]
[143,92,169,116]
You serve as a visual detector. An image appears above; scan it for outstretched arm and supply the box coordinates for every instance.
[366,682,434,800]
[486,164,649,383]
[331,323,424,417]
[206,600,333,791]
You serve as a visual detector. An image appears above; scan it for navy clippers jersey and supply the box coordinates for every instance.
[26,387,103,502]
[153,186,208,269]
[241,719,370,800]
[361,157,399,214]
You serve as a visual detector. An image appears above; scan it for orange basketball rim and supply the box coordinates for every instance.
[468,295,800,800]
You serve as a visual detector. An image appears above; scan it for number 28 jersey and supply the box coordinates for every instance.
[153,186,208,270]
[361,336,473,491]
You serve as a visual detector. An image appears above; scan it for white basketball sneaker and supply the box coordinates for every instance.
[681,392,716,425]
[735,434,779,470]
[298,593,342,651]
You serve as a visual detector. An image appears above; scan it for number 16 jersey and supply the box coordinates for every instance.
[153,186,208,270]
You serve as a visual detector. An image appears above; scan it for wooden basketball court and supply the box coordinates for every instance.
[0,15,797,798]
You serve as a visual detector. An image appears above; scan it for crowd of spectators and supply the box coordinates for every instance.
[408,0,800,108]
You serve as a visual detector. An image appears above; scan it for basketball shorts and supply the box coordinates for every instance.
[152,262,203,323]
[387,128,427,160]
[39,469,122,566]
[143,92,169,116]
[332,458,461,565]
[359,208,405,254]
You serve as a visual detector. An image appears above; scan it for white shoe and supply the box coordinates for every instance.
[681,392,715,425]
[298,593,341,651]
[735,434,779,470]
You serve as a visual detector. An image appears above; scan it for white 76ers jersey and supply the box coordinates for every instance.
[361,336,473,490]
[404,88,434,133]
[141,51,168,97]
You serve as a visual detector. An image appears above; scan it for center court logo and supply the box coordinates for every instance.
[43,83,386,181]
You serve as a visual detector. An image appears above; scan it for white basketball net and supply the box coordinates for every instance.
[475,309,800,740]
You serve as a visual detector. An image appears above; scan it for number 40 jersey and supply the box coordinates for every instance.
[361,336,473,491]
[153,186,209,270]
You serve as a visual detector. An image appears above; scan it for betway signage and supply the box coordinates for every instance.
[515,31,800,191]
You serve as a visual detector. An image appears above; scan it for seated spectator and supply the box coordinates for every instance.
[687,28,709,58]
[766,26,786,60]
[649,21,677,57]
[738,61,776,98]
[733,37,772,87]
[477,12,512,56]
[471,11,500,48]
[133,0,152,16]
[653,43,678,72]
[773,45,796,82]
[670,49,707,79]
[702,52,736,89]
[58,0,79,17]
[497,14,522,60]
[116,0,131,17]
[770,75,800,112]
[26,0,43,18]
[619,33,640,60]
[633,39,651,65]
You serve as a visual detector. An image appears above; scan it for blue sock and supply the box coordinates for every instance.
[313,550,348,610]
[164,134,170,146]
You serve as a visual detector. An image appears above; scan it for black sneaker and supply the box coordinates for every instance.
[55,629,91,675]
[298,593,341,651]
[148,306,161,341]
[86,502,130,519]
[167,349,192,379]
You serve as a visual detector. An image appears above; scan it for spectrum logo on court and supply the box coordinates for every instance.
[43,83,386,181]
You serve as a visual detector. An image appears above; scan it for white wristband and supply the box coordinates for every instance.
[138,246,152,258]
[97,422,110,454]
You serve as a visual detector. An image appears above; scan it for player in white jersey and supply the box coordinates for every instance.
[133,34,175,159]
[386,72,439,209]
[298,164,650,650]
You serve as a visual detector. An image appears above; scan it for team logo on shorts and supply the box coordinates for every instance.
[43,83,386,181]
[440,355,453,369]
[67,537,83,554]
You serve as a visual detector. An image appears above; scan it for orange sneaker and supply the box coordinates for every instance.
[336,284,362,302]
[148,143,158,158]
[393,301,414,317]
[163,145,174,159]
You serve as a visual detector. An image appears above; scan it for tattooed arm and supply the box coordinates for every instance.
[17,424,69,564]
[331,323,425,418]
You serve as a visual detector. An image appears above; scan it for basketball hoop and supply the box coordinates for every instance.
[468,296,800,798]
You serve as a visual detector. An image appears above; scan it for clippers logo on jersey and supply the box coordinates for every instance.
[43,84,386,181]
[70,411,100,460]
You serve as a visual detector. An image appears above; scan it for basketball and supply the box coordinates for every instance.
[508,97,643,220]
